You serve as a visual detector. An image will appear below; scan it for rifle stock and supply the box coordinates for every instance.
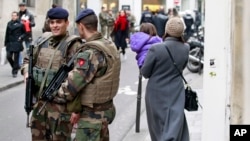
[25,44,34,128]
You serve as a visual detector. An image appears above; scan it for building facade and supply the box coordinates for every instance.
[0,0,203,45]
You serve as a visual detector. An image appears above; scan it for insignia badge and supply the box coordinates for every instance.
[78,58,85,67]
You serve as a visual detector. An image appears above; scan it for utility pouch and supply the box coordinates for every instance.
[66,94,82,113]
[55,113,72,136]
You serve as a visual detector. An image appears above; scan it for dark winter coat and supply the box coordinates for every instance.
[152,13,169,37]
[140,10,153,24]
[141,37,190,141]
[4,20,26,52]
[183,14,194,28]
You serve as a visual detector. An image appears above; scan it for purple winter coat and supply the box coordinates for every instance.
[130,32,162,68]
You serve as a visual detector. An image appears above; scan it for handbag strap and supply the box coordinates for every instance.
[165,45,203,109]
[164,45,188,85]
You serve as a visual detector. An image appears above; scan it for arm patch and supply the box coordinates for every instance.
[76,51,90,70]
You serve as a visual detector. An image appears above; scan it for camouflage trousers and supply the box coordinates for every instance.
[73,102,116,141]
[100,25,107,37]
[31,100,73,141]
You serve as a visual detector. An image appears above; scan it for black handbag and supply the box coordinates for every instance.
[165,45,201,111]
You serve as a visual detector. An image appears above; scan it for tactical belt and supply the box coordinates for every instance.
[82,100,113,111]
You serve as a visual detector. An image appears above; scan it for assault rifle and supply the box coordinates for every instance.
[25,44,34,128]
[37,53,77,115]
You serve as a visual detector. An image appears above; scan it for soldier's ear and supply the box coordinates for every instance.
[66,20,69,26]
[79,23,85,31]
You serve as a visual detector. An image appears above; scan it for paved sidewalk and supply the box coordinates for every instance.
[0,63,24,92]
[122,71,204,141]
[122,90,203,141]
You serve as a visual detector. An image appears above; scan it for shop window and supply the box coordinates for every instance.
[53,0,63,7]
[76,0,87,14]
[22,0,35,7]
[142,0,165,12]
[102,0,118,13]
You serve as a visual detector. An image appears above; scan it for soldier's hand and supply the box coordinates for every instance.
[24,72,28,84]
[70,112,80,124]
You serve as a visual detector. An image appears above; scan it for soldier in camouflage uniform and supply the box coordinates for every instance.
[21,7,82,141]
[99,6,108,37]
[55,8,121,141]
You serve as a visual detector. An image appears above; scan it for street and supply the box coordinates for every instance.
[0,49,203,141]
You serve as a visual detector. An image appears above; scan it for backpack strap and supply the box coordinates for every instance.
[59,35,82,58]
[33,32,53,47]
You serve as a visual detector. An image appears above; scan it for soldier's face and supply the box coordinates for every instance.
[49,19,69,36]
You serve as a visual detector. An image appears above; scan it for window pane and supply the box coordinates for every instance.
[53,0,63,6]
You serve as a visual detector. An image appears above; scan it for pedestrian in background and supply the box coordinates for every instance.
[18,2,35,52]
[58,8,121,140]
[99,6,108,37]
[106,9,115,39]
[130,23,162,68]
[141,17,190,141]
[21,7,82,140]
[4,11,26,77]
[167,7,179,18]
[183,10,194,41]
[194,10,202,32]
[113,9,129,60]
[152,9,169,38]
[126,10,136,35]
[18,2,35,69]
[140,6,153,24]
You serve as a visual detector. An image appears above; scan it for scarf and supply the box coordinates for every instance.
[115,15,128,31]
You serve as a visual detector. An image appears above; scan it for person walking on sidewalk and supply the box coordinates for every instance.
[18,2,35,52]
[55,8,121,140]
[21,7,82,140]
[4,11,26,77]
[141,17,190,141]
[113,9,129,60]
[99,6,108,37]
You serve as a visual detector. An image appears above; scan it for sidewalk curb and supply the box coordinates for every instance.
[0,80,24,92]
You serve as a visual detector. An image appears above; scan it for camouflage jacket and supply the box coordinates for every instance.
[56,32,120,103]
[99,12,108,26]
[21,32,82,76]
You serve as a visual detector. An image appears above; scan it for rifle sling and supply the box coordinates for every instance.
[37,36,68,98]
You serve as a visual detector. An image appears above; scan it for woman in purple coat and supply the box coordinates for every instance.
[130,23,162,68]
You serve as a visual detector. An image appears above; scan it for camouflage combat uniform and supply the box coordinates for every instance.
[56,32,121,141]
[21,32,82,141]
[99,12,108,37]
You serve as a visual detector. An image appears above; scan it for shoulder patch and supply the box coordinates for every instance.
[76,51,90,70]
